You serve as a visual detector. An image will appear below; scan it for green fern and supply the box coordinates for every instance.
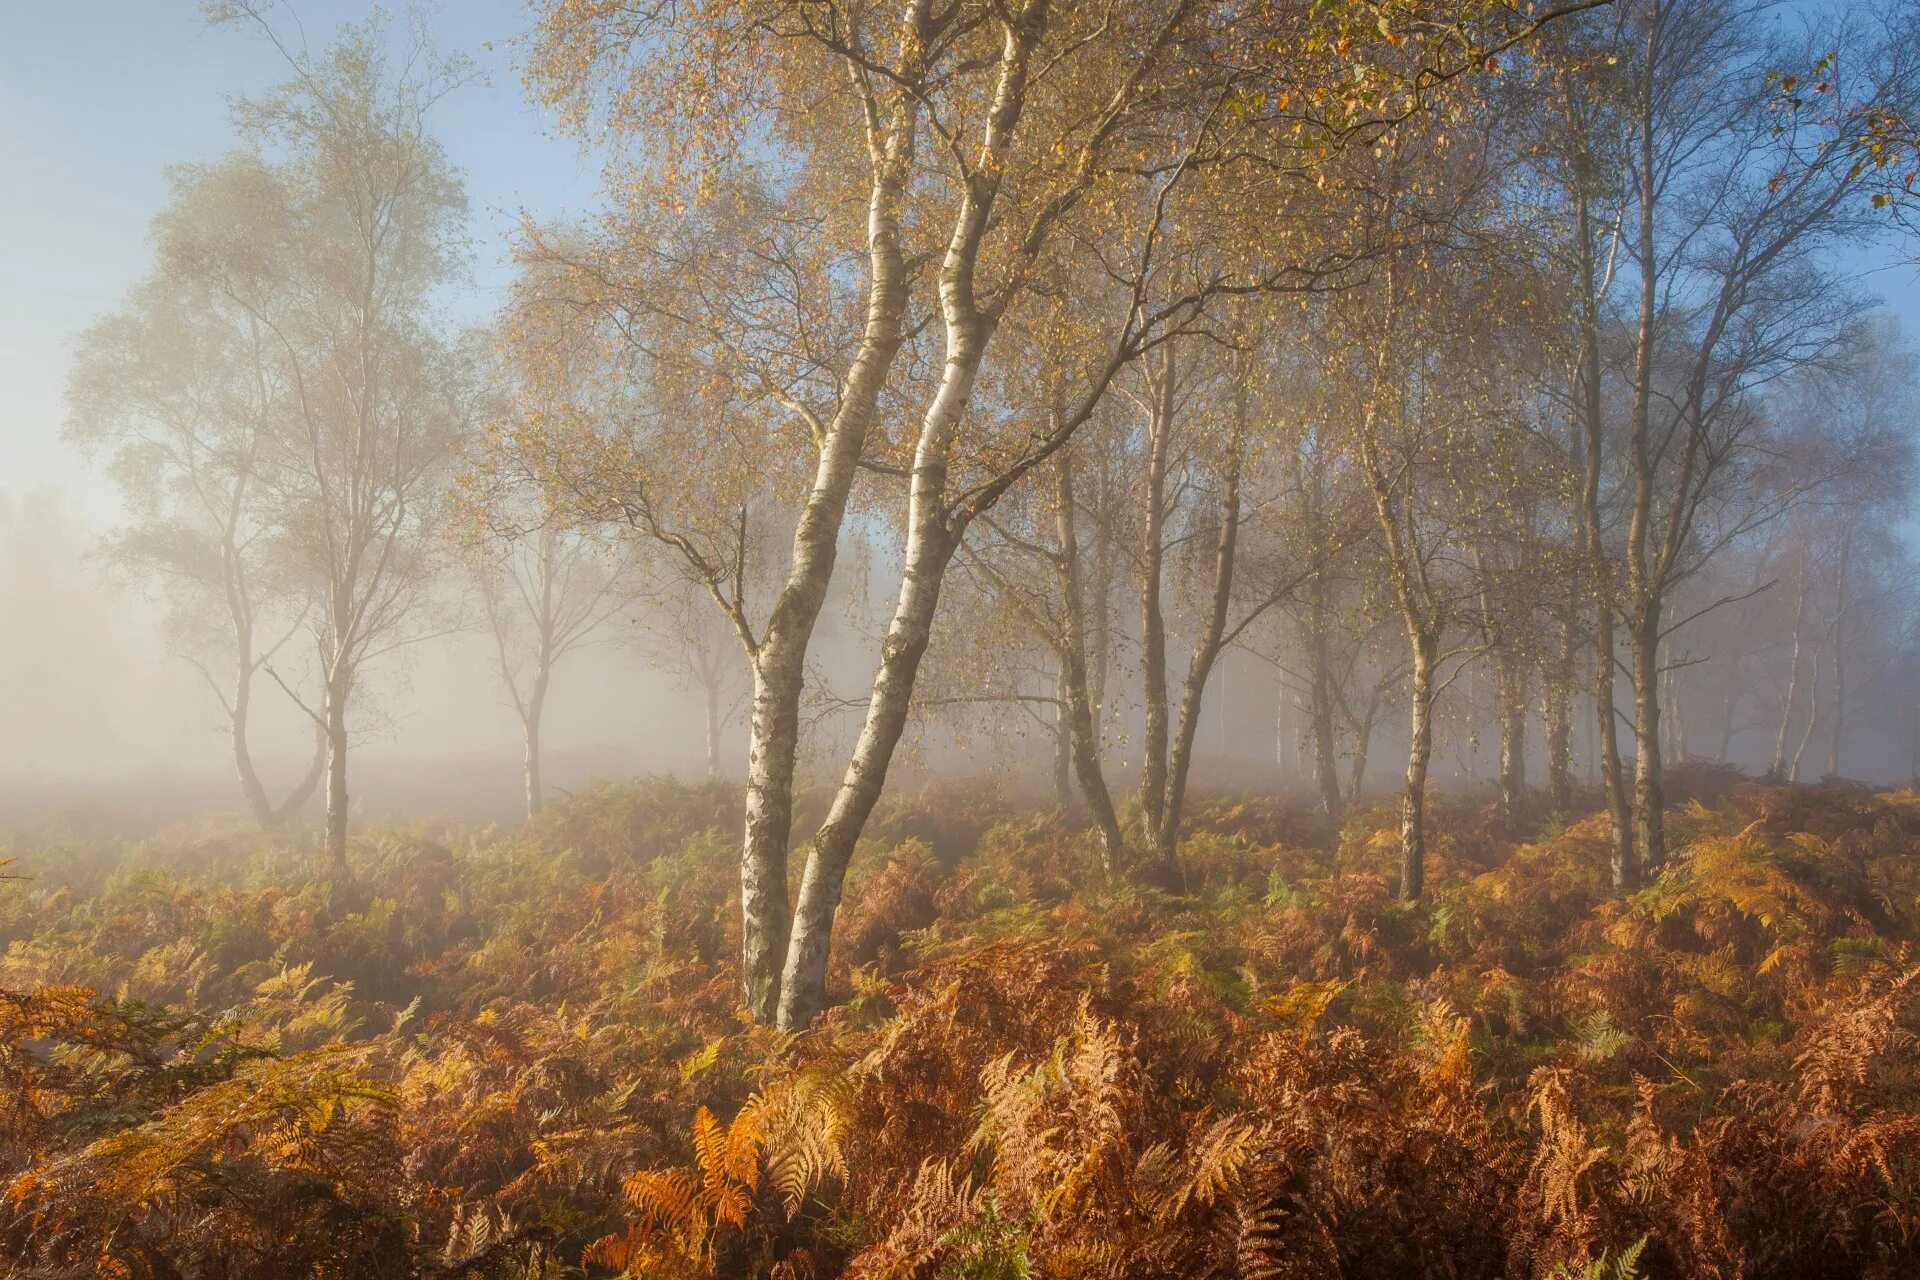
[1551,1236,1647,1280]
[1573,1011,1629,1064]
[935,1196,1034,1280]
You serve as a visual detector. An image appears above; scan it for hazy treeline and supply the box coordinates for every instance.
[29,0,1920,1028]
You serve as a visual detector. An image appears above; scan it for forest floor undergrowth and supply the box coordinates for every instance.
[4,768,1918,1279]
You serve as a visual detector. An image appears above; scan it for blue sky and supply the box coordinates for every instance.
[2,2,1916,522]
[0,1,597,517]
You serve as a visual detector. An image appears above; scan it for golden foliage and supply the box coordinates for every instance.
[6,780,1920,1276]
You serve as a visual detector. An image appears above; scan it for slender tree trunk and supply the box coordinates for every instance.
[1771,554,1810,777]
[1828,520,1853,780]
[232,644,272,822]
[1590,435,1633,885]
[1626,19,1665,879]
[1309,576,1343,819]
[1087,464,1115,736]
[1715,653,1739,764]
[224,527,325,826]
[1400,630,1439,902]
[1546,609,1575,811]
[278,731,329,825]
[1630,606,1665,872]
[1052,453,1124,870]
[1790,638,1824,782]
[1587,682,1600,786]
[1348,691,1378,802]
[1353,263,1436,900]
[1274,693,1290,781]
[524,719,542,819]
[1052,675,1074,807]
[1311,702,1342,816]
[1294,697,1309,778]
[778,522,954,1023]
[1062,661,1124,873]
[741,654,803,1020]
[522,668,550,819]
[774,6,1166,1024]
[1670,661,1689,763]
[1574,173,1633,887]
[704,669,723,781]
[323,677,350,874]
[1593,553,1631,886]
[1659,661,1675,762]
[224,492,275,827]
[1154,400,1245,888]
[1139,349,1175,837]
[1496,653,1527,817]
[523,714,544,820]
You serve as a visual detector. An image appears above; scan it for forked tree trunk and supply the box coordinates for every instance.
[776,231,1000,1027]
[223,518,324,827]
[777,516,954,1026]
[779,398,973,1029]
[735,106,917,1024]
[232,661,326,826]
[769,0,1192,1026]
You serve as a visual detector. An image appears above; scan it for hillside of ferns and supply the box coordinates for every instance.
[5,772,1919,1280]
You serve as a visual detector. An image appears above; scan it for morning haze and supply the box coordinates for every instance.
[5,1,1920,1275]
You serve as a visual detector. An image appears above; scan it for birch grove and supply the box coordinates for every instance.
[69,0,1920,1034]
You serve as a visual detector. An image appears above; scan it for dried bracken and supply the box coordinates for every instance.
[3,778,1918,1277]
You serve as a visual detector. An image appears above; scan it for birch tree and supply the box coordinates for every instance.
[1607,0,1913,875]
[525,10,925,1021]
[67,233,326,826]
[469,517,620,819]
[527,0,1622,1025]
[188,3,475,872]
